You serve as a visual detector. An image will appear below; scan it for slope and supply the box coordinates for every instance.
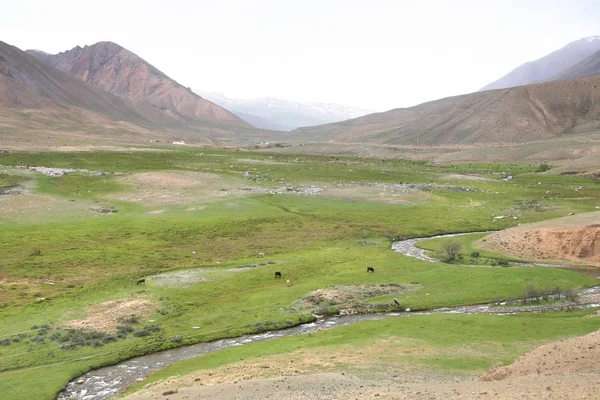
[292,74,600,145]
[27,42,249,128]
[481,36,600,91]
[554,49,600,81]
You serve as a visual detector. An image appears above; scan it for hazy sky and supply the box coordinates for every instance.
[2,0,599,111]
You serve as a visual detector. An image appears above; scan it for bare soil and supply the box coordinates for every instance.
[63,299,155,333]
[479,212,600,267]
[125,331,600,400]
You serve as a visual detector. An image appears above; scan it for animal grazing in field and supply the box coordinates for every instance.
[367,266,375,273]
[274,271,282,278]
[136,278,146,285]
[257,252,265,258]
[405,308,411,312]
[286,279,291,286]
[393,298,400,308]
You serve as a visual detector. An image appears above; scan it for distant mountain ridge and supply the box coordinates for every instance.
[294,74,600,145]
[554,48,600,81]
[481,36,600,91]
[196,90,373,131]
[27,42,248,128]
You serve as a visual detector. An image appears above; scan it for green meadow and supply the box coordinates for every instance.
[0,148,599,399]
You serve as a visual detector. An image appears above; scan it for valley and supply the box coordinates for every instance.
[0,148,599,399]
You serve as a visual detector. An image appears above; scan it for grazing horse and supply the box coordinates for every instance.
[367,266,375,273]
[136,278,146,285]
[393,298,400,308]
[286,279,291,286]
[274,271,282,278]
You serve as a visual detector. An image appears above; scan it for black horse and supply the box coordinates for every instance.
[274,271,282,278]
[367,267,375,273]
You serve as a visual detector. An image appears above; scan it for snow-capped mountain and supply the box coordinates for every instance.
[195,90,373,131]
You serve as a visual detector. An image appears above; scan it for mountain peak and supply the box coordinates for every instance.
[27,42,249,127]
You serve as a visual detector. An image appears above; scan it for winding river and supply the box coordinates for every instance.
[57,233,600,399]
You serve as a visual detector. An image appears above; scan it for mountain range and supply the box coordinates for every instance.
[2,36,600,152]
[293,73,600,145]
[195,91,373,131]
[481,36,600,91]
[1,40,270,148]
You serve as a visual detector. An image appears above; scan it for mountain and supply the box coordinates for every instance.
[27,42,249,128]
[293,74,600,145]
[196,91,373,131]
[0,41,274,148]
[554,49,600,81]
[481,36,600,91]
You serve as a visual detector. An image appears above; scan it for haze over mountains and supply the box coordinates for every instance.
[481,36,600,91]
[195,90,373,131]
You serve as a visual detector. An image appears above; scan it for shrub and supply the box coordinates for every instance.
[440,240,463,262]
[564,288,579,302]
[497,260,509,266]
[470,251,480,259]
[536,163,551,172]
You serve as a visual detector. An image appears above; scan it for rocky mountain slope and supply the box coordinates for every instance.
[554,49,600,81]
[293,74,600,145]
[197,91,372,131]
[27,42,249,128]
[481,36,600,91]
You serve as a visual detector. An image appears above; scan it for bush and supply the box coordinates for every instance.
[497,259,509,266]
[536,163,551,172]
[470,251,480,259]
[440,240,463,262]
[564,288,579,302]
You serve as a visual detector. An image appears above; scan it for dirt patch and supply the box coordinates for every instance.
[126,335,600,400]
[288,284,408,314]
[108,171,253,206]
[235,158,291,165]
[441,174,492,182]
[481,328,600,381]
[479,212,600,266]
[63,299,155,333]
[151,269,209,287]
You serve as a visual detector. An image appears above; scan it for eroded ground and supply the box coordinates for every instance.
[479,212,600,267]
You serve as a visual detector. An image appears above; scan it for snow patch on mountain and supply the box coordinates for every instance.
[195,90,373,131]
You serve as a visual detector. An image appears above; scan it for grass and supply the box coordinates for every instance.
[0,148,599,399]
[415,233,527,264]
[123,310,600,395]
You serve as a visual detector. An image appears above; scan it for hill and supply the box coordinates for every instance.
[27,42,248,128]
[481,36,600,91]
[0,41,274,148]
[292,74,600,145]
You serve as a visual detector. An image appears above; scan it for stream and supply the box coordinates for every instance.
[57,233,600,399]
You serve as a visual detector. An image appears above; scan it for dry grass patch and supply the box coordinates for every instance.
[107,171,254,206]
[63,299,155,333]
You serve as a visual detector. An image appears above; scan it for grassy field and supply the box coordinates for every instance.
[124,310,600,395]
[0,147,599,399]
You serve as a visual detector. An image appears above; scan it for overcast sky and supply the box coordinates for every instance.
[2,0,599,111]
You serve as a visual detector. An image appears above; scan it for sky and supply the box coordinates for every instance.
[2,0,599,111]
